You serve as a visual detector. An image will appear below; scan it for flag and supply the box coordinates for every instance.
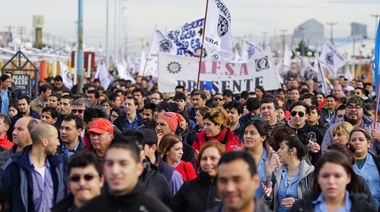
[204,0,233,59]
[240,40,262,61]
[314,57,330,94]
[282,44,292,74]
[344,65,353,81]
[232,48,240,61]
[319,41,347,76]
[95,59,112,90]
[148,28,176,58]
[297,56,314,78]
[59,60,73,89]
[167,18,204,56]
[115,59,136,84]
[374,18,380,111]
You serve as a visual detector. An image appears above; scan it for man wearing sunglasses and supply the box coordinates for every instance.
[52,152,104,211]
[287,101,323,164]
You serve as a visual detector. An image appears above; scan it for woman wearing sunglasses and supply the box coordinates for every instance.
[287,101,323,165]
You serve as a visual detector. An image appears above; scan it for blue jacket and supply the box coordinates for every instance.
[0,145,68,212]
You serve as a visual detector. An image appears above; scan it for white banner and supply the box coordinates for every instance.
[158,48,281,94]
[319,41,347,76]
[167,18,204,56]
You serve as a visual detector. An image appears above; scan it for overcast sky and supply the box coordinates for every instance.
[1,0,379,54]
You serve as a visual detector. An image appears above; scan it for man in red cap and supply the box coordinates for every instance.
[86,118,114,159]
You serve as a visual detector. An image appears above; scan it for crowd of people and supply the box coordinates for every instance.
[0,71,378,211]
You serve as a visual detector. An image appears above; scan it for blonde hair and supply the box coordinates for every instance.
[332,122,354,138]
[203,107,230,128]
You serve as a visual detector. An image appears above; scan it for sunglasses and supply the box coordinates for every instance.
[72,109,84,114]
[291,111,305,117]
[69,174,98,182]
[214,98,224,101]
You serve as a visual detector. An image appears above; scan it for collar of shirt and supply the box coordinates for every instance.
[312,190,352,211]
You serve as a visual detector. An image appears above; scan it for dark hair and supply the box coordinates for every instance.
[222,89,233,98]
[313,150,361,193]
[175,85,185,92]
[122,130,145,147]
[110,107,123,116]
[218,151,257,176]
[54,75,63,82]
[174,92,187,101]
[243,120,269,142]
[245,98,260,112]
[240,91,248,100]
[18,95,31,104]
[50,93,61,101]
[126,96,138,106]
[83,106,107,124]
[0,74,10,82]
[106,139,141,163]
[327,142,355,165]
[177,110,190,124]
[63,114,84,129]
[302,93,317,106]
[224,101,243,114]
[132,88,147,97]
[88,90,100,98]
[109,93,120,102]
[61,95,75,105]
[270,126,296,151]
[260,97,280,110]
[282,135,308,160]
[41,107,59,119]
[326,94,337,101]
[39,84,51,94]
[68,152,103,176]
[191,90,207,100]
[144,103,156,111]
[100,99,111,106]
[289,101,310,115]
[255,86,265,94]
[0,114,10,127]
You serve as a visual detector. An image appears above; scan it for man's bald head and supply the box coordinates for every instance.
[12,117,33,148]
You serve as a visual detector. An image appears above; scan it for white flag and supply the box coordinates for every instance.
[240,40,262,61]
[115,59,136,84]
[95,59,112,90]
[282,44,292,74]
[344,65,353,81]
[297,56,315,78]
[319,41,347,76]
[148,28,176,58]
[59,61,73,89]
[314,57,330,94]
[204,0,233,58]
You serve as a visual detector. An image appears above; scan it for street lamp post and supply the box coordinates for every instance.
[326,22,337,44]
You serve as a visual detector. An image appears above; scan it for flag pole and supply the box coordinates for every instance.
[196,0,210,90]
[375,76,380,129]
[316,55,329,95]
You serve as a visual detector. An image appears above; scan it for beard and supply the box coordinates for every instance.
[345,117,359,125]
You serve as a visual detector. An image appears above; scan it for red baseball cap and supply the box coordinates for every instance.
[88,118,114,134]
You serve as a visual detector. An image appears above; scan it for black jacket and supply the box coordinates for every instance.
[51,194,77,212]
[287,121,323,165]
[113,112,144,132]
[139,159,172,205]
[170,171,221,212]
[290,192,377,212]
[78,183,171,212]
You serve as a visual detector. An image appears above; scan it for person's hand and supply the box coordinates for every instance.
[194,150,199,161]
[309,140,320,153]
[371,129,380,141]
[157,133,163,144]
[262,182,273,198]
[281,197,297,208]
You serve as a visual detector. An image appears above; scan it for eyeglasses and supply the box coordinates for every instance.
[72,109,84,114]
[69,174,99,182]
[214,98,224,101]
[291,111,305,117]
[346,105,362,110]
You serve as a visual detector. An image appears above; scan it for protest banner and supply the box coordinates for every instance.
[158,48,281,94]
[167,18,204,56]
[319,41,347,76]
[13,73,31,97]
